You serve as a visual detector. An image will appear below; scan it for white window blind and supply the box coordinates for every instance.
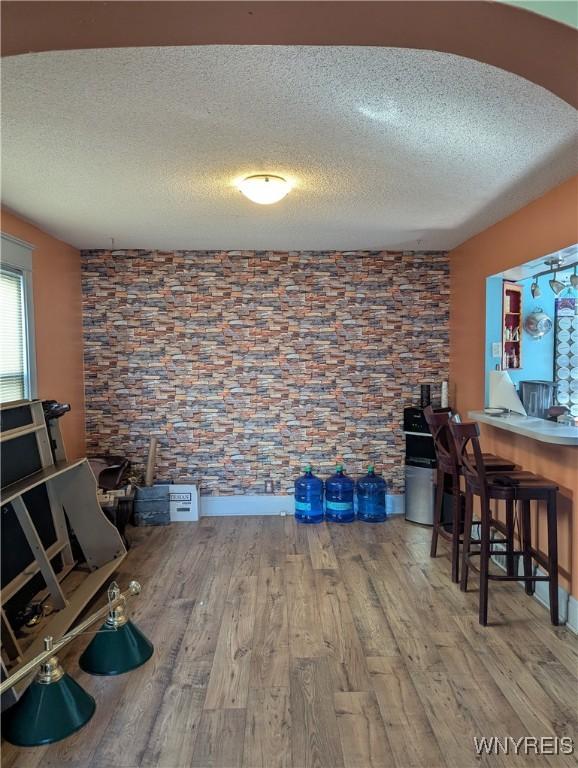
[0,267,28,403]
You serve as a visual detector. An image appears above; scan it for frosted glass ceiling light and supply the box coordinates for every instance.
[238,175,291,205]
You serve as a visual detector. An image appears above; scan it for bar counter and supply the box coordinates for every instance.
[468,410,578,446]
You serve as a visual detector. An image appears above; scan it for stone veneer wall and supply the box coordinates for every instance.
[82,250,449,495]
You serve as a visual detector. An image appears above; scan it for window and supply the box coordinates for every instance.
[1,268,28,401]
[0,234,36,404]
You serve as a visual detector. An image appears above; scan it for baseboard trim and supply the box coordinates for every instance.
[387,494,405,516]
[200,493,405,519]
[567,595,578,634]
[200,495,293,517]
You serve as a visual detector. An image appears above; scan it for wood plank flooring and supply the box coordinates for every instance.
[2,515,577,768]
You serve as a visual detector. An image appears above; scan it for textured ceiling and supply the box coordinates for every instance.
[2,45,577,251]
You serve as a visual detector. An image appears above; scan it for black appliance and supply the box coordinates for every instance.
[403,406,455,527]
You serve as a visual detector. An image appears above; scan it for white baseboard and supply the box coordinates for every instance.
[387,494,405,516]
[567,595,578,634]
[201,495,294,517]
[200,493,405,518]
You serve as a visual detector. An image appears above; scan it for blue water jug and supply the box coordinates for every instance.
[294,465,324,523]
[325,464,355,523]
[356,465,387,522]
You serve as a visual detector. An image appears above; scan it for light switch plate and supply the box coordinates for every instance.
[492,342,502,358]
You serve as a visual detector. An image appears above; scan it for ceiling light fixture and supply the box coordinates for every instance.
[549,272,565,296]
[544,256,564,271]
[530,276,541,298]
[571,265,578,289]
[238,175,291,205]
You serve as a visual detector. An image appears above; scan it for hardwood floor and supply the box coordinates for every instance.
[2,515,577,768]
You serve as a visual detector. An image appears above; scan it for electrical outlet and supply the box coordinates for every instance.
[492,342,502,358]
[264,479,274,494]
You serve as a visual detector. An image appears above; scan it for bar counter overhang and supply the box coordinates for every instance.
[468,411,578,446]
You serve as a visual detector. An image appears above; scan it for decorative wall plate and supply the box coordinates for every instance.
[554,299,577,409]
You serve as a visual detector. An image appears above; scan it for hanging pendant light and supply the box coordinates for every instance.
[79,584,153,675]
[2,638,96,746]
[1,580,147,747]
[530,276,541,298]
[238,175,291,205]
[549,272,565,295]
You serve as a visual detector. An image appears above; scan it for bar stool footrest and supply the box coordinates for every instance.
[465,553,552,582]
[487,574,551,582]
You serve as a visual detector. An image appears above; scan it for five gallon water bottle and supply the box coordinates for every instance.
[294,465,324,523]
[356,465,387,522]
[325,464,355,523]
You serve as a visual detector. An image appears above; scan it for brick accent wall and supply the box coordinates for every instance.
[82,250,449,495]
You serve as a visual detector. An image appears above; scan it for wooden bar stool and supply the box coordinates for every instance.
[424,406,517,584]
[450,420,559,626]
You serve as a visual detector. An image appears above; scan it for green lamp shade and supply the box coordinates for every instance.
[3,675,95,746]
[79,620,154,676]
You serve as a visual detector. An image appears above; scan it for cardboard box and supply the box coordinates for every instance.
[156,483,200,522]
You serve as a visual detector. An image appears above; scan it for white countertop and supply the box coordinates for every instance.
[468,410,578,446]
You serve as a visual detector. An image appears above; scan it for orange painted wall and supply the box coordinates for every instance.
[450,175,578,598]
[1,209,85,459]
